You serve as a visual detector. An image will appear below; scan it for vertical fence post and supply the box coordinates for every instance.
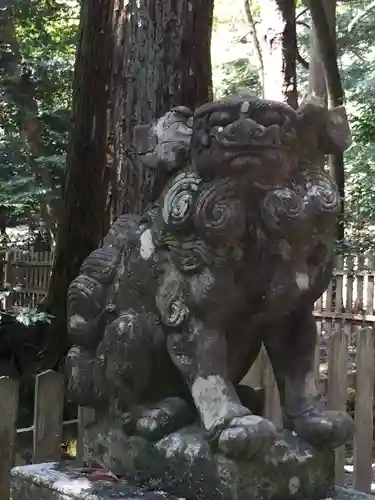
[314,321,321,383]
[353,326,374,493]
[0,376,19,500]
[327,320,348,485]
[33,370,64,463]
[77,407,96,464]
[3,250,13,309]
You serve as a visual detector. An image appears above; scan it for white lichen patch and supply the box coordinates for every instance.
[295,272,309,290]
[192,375,226,429]
[191,375,237,431]
[140,229,155,260]
[288,476,300,495]
[69,314,87,329]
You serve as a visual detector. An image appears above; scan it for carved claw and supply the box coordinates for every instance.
[290,410,354,450]
[218,415,277,460]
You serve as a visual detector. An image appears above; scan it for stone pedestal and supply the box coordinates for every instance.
[10,463,166,500]
[81,424,335,500]
[10,463,375,500]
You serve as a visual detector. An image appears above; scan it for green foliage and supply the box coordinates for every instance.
[14,309,54,326]
[2,0,375,253]
[214,58,261,99]
[0,0,79,242]
[212,0,375,252]
[0,284,54,325]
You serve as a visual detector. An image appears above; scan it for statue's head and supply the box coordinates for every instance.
[190,90,351,191]
[133,92,351,256]
[134,90,351,195]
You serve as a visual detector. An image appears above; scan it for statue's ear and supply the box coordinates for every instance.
[133,123,160,169]
[321,105,352,154]
[297,95,351,154]
[133,108,193,172]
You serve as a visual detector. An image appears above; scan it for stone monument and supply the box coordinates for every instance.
[11,91,361,500]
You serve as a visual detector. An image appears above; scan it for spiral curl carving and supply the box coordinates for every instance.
[164,235,223,273]
[261,186,306,231]
[156,269,189,327]
[162,171,202,230]
[194,178,245,243]
[305,171,340,214]
[163,299,189,327]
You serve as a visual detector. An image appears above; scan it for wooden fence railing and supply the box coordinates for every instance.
[0,370,95,500]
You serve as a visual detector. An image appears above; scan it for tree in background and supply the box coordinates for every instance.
[258,0,298,108]
[0,0,78,245]
[307,0,346,241]
[112,0,214,216]
[42,0,115,357]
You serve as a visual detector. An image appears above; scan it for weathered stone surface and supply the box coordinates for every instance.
[82,424,335,500]
[10,463,170,500]
[10,463,374,500]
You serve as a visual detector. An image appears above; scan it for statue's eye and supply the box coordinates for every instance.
[209,111,234,127]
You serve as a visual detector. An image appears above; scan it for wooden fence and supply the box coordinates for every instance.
[0,249,53,309]
[243,326,374,493]
[0,370,95,499]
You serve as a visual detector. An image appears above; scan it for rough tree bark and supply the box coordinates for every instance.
[307,0,345,240]
[43,0,114,355]
[111,0,214,216]
[259,0,298,108]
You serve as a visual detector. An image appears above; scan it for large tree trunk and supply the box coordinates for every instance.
[307,0,345,241]
[43,0,114,356]
[259,0,298,108]
[112,0,214,216]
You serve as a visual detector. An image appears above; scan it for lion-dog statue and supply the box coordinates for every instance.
[65,91,354,465]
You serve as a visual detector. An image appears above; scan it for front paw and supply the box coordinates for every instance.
[291,410,354,449]
[123,397,195,441]
[218,415,277,460]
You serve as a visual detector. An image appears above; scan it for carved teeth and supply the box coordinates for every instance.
[240,101,250,113]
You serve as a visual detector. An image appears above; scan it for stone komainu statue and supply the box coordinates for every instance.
[65,92,353,464]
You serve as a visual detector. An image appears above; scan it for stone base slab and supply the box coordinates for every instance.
[83,424,335,500]
[10,463,375,500]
